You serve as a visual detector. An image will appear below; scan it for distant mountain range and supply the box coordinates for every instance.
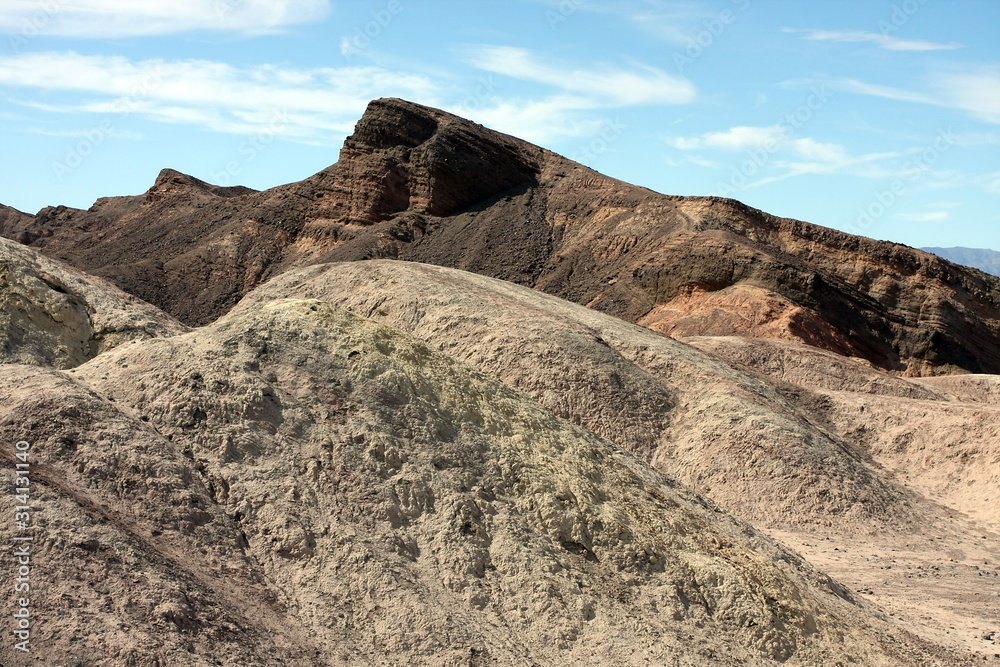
[922,246,1000,277]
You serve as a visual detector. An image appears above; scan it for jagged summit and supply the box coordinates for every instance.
[146,167,256,203]
[2,97,1000,376]
[329,97,546,223]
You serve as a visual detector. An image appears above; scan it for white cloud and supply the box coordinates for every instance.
[790,138,848,163]
[0,0,329,38]
[836,65,1000,125]
[791,29,961,52]
[669,125,788,151]
[0,47,696,151]
[899,211,949,222]
[837,79,937,105]
[666,122,955,190]
[934,68,1000,125]
[685,155,720,169]
[465,46,696,107]
[26,125,143,140]
[976,172,1000,194]
[449,96,606,146]
[0,51,438,144]
[450,46,696,145]
[702,126,787,150]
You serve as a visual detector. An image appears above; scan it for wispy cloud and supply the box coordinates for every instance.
[0,0,329,38]
[530,0,716,45]
[0,51,438,144]
[834,65,1000,125]
[670,125,786,151]
[668,125,848,163]
[456,45,696,144]
[465,46,696,107]
[449,97,607,145]
[664,123,960,189]
[976,172,1000,194]
[788,28,962,52]
[26,125,144,140]
[899,211,950,222]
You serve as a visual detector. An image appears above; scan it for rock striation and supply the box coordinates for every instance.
[3,99,999,376]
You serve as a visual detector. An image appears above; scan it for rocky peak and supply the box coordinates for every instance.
[146,168,255,203]
[330,98,545,223]
[0,203,36,244]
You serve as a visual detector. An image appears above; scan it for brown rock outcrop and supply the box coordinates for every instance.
[0,203,37,245]
[3,98,999,376]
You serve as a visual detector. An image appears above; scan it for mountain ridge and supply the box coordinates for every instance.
[2,98,999,378]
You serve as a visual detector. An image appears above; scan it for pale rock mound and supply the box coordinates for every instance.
[0,299,947,665]
[236,260,920,534]
[0,236,186,368]
[684,335,1000,530]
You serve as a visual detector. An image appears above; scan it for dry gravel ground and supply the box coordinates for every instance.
[768,525,1000,661]
[687,335,1000,661]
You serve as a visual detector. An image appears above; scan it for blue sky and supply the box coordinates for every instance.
[1,0,998,250]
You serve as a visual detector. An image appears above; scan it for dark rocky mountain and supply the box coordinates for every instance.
[0,203,35,244]
[923,246,1000,277]
[4,98,999,376]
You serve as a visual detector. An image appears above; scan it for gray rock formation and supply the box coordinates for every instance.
[0,237,186,368]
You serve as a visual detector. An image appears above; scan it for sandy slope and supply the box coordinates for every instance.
[0,299,938,665]
[239,259,998,662]
[0,243,992,664]
[684,335,1000,660]
[238,260,922,533]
